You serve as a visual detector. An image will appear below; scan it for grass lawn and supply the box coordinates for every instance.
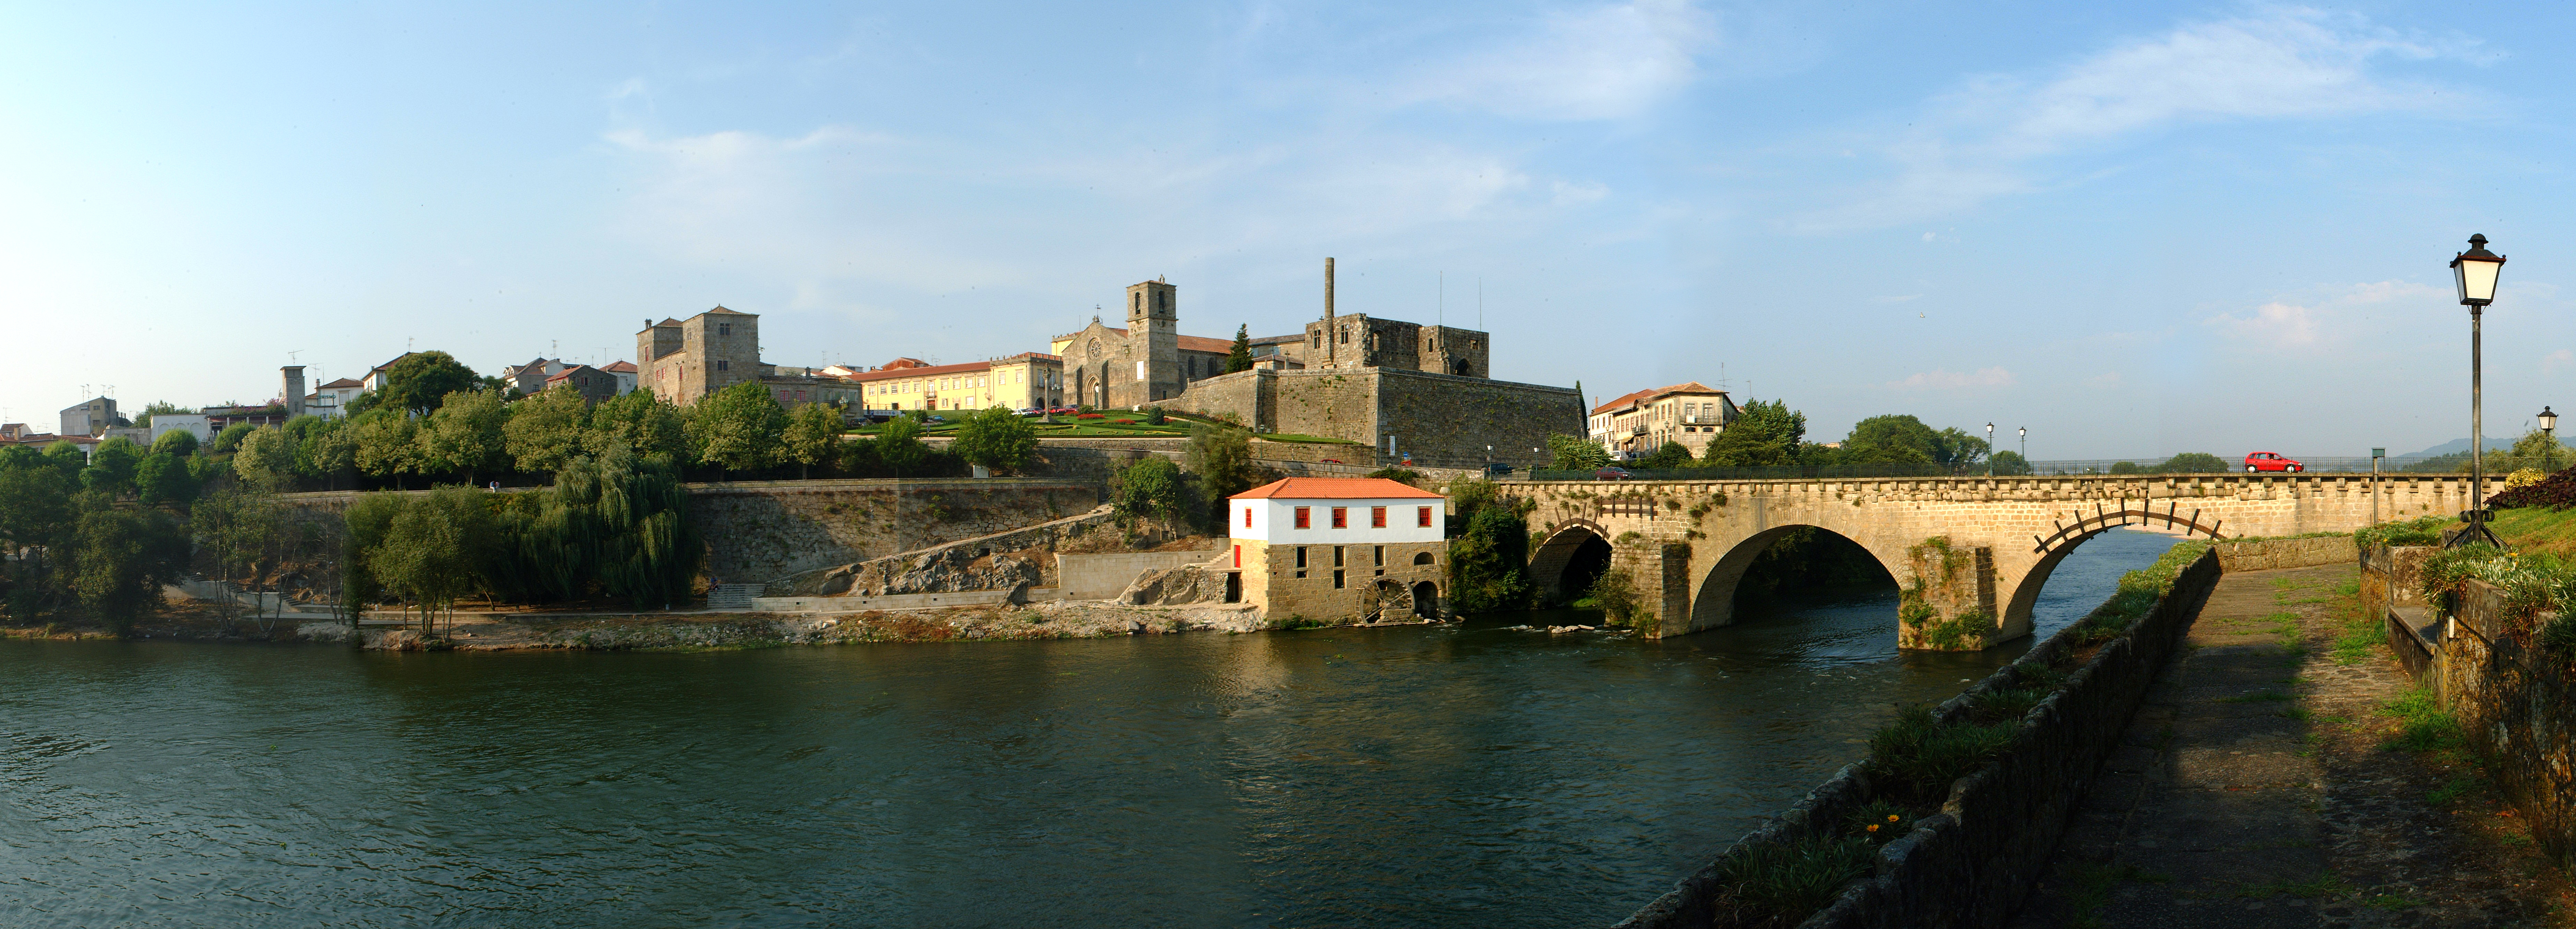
[844,417,1195,438]
[2492,506,2576,558]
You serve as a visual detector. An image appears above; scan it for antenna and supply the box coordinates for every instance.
[287,350,302,364]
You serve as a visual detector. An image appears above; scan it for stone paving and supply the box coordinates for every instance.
[2008,564,2576,928]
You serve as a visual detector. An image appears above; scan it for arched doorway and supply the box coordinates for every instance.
[1529,521,1614,601]
[1411,581,1438,619]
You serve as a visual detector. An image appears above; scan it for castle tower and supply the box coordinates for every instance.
[281,366,306,417]
[1125,278,1180,404]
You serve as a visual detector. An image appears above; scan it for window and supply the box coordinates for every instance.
[715,360,729,371]
[1373,545,1383,566]
[1413,551,1434,565]
[1295,547,1307,568]
[1233,545,1241,569]
[718,323,731,336]
[1331,507,1347,528]
[1243,506,1252,528]
[1294,507,1310,529]
[1333,570,1344,589]
[1333,546,1345,567]
[1417,506,1432,528]
[1370,507,1386,528]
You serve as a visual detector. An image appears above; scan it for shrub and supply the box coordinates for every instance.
[1077,413,1105,420]
[1969,687,2048,724]
[1868,704,2017,803]
[2487,466,2576,510]
[2355,515,2449,550]
[1843,800,1913,845]
[1717,835,1877,926]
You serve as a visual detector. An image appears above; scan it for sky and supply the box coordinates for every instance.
[3,1,2572,459]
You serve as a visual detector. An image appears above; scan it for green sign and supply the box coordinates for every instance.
[2372,447,2386,458]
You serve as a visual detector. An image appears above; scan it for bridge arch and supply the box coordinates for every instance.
[1689,524,1904,631]
[2002,503,2229,632]
[1530,519,1615,600]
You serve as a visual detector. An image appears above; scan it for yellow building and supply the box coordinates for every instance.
[1588,382,1737,460]
[846,353,1065,412]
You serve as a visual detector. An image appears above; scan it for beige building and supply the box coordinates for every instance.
[847,353,1064,412]
[1589,382,1737,460]
[1225,477,1447,623]
[638,307,764,406]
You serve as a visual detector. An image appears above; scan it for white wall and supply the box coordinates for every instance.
[1231,497,1443,544]
[150,415,211,444]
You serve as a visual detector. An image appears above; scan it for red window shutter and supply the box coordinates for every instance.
[1371,507,1386,528]
[1233,545,1241,568]
[1294,507,1309,529]
[1417,507,1432,528]
[1243,507,1252,528]
[1331,507,1347,528]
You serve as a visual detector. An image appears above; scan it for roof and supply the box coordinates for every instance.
[997,351,1062,363]
[1053,325,1240,355]
[703,305,753,316]
[1591,381,1729,415]
[545,365,602,385]
[880,357,931,369]
[318,378,363,388]
[842,359,994,383]
[371,351,423,374]
[1247,334,1305,346]
[1231,477,1446,501]
[601,360,637,373]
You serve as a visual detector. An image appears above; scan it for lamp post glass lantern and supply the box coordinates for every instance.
[2542,407,2559,472]
[2448,234,2508,549]
[1985,422,1995,477]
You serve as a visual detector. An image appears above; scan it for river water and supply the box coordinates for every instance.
[0,531,2177,928]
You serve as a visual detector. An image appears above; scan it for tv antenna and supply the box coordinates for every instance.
[287,350,302,364]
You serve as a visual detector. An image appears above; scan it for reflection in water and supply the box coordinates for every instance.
[0,531,2176,927]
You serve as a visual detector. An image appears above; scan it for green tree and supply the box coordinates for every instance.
[1226,325,1253,373]
[1989,450,2032,476]
[873,414,930,477]
[351,410,427,489]
[339,492,405,620]
[505,384,593,477]
[1700,399,1805,467]
[2507,428,2568,472]
[951,406,1036,475]
[689,381,786,479]
[192,487,280,632]
[135,452,201,506]
[1448,503,1533,612]
[211,422,256,453]
[779,402,848,479]
[2154,452,2230,474]
[422,388,509,485]
[1186,423,1262,525]
[1637,441,1693,470]
[585,389,691,462]
[81,437,145,496]
[134,401,191,429]
[233,425,300,492]
[0,462,76,621]
[70,501,186,635]
[372,350,483,415]
[1841,415,1940,464]
[1111,457,1185,522]
[371,486,496,637]
[2108,461,2143,474]
[1546,434,1612,471]
[149,429,199,458]
[299,418,358,489]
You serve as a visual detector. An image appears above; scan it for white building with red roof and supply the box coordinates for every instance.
[1587,381,1737,461]
[1225,477,1447,624]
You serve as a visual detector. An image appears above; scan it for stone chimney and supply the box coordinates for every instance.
[282,365,306,417]
[1324,257,1336,367]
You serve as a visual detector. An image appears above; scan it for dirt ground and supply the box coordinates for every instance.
[2009,563,2576,928]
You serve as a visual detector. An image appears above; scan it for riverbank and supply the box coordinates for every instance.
[0,599,1326,651]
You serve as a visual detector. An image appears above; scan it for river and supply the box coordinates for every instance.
[0,530,2178,927]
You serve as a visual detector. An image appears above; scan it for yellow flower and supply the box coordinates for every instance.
[1866,824,1879,833]
[1887,814,1901,822]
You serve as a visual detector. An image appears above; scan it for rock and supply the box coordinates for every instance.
[1117,562,1229,606]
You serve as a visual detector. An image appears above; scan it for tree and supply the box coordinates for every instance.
[300,418,358,489]
[134,401,191,429]
[1186,423,1261,518]
[0,462,75,621]
[1547,434,1612,471]
[2154,452,2230,474]
[689,381,786,479]
[781,402,848,479]
[1226,325,1253,374]
[506,384,593,477]
[1840,415,1940,464]
[233,425,300,492]
[2108,461,2143,474]
[2507,428,2568,472]
[1448,503,1533,612]
[193,487,279,632]
[1111,457,1185,522]
[211,422,256,453]
[1699,399,1805,467]
[371,487,495,637]
[873,414,930,477]
[1989,450,2032,476]
[352,410,426,489]
[1638,441,1694,470]
[421,388,509,485]
[70,501,186,635]
[585,389,690,462]
[149,429,199,458]
[81,438,144,496]
[951,406,1036,475]
[373,350,483,415]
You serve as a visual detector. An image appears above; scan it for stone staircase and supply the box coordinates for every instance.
[706,584,763,611]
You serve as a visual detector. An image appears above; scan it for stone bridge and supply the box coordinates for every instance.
[1507,473,2473,650]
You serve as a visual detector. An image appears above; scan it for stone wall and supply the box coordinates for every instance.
[688,478,1098,584]
[1616,549,2224,929]
[1058,549,1228,600]
[2213,534,2358,571]
[1166,366,1584,465]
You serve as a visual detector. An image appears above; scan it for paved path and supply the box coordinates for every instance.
[2009,564,2573,928]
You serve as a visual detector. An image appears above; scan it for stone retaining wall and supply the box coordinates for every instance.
[1616,548,2224,928]
[2213,534,2357,571]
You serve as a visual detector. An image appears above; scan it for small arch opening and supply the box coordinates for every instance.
[1412,551,1434,565]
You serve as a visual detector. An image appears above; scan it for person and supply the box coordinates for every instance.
[1401,452,1413,466]
[488,481,499,492]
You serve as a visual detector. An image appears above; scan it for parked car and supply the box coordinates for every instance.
[1596,466,1634,480]
[1483,462,1515,477]
[1048,406,1079,415]
[2244,451,2303,473]
[1014,407,1042,416]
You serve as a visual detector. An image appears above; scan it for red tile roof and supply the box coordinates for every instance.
[317,378,363,389]
[601,360,637,373]
[704,305,753,315]
[1231,477,1445,500]
[1590,382,1728,415]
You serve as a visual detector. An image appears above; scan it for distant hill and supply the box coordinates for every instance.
[2398,437,2515,459]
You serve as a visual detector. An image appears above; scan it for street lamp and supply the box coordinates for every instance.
[2018,426,2027,474]
[1986,422,1995,477]
[2449,234,2508,549]
[2542,406,2560,472]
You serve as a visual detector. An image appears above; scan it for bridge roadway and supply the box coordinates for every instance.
[1504,472,2473,650]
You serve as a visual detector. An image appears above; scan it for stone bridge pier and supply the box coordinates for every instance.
[1511,473,2471,650]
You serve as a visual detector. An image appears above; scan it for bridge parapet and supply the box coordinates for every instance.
[1504,473,2472,649]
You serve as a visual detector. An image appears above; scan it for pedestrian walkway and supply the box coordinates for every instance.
[2008,564,2573,928]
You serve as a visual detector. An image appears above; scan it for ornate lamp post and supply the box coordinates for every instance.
[2018,426,2027,474]
[2542,406,2560,472]
[1986,422,1996,477]
[2449,234,2507,548]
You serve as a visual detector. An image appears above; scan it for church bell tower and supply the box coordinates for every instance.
[1125,277,1180,403]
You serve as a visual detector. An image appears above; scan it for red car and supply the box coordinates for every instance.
[1596,466,1634,480]
[2244,452,2303,473]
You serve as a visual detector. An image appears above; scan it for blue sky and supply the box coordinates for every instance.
[3,1,2569,458]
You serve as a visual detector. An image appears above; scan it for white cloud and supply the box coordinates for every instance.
[2546,349,2574,372]
[1871,293,1922,304]
[1800,9,2469,231]
[1392,0,1719,120]
[1888,367,2016,391]
[2204,279,2444,351]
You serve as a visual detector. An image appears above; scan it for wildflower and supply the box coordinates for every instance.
[1887,814,1901,822]
[1866,824,1879,833]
